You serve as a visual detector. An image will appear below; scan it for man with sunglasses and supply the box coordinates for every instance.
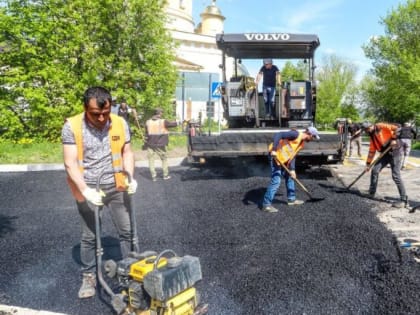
[62,86,138,299]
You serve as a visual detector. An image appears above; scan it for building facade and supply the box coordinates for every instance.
[165,0,247,123]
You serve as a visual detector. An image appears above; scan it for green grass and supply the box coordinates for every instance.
[0,142,63,164]
[0,133,188,164]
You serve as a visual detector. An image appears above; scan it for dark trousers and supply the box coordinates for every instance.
[76,187,133,274]
[369,149,406,200]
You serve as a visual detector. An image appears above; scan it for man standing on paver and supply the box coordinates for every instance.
[261,126,320,213]
[362,122,408,208]
[62,86,138,299]
[255,58,281,119]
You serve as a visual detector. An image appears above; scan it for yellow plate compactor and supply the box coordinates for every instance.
[94,171,208,315]
[102,249,208,315]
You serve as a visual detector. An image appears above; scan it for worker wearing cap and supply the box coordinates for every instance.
[361,122,408,208]
[255,59,281,119]
[261,126,320,213]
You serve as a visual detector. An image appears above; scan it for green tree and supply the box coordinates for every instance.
[0,0,177,141]
[315,54,358,125]
[281,60,307,82]
[362,0,420,123]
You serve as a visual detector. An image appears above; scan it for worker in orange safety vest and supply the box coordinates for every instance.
[261,126,320,213]
[62,86,138,299]
[361,122,408,209]
[144,108,178,181]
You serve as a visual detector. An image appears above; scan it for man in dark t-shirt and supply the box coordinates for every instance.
[255,59,281,119]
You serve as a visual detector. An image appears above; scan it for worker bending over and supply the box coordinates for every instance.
[362,122,408,208]
[261,126,320,213]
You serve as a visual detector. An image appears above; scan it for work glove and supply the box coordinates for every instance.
[289,170,297,179]
[125,178,138,195]
[270,151,277,156]
[82,187,105,206]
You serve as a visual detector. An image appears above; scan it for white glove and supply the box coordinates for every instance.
[126,179,138,195]
[289,170,297,179]
[82,187,105,206]
[270,151,277,156]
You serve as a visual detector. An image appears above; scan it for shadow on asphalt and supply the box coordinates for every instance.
[0,214,18,237]
[319,182,413,206]
[178,157,336,181]
[71,236,123,266]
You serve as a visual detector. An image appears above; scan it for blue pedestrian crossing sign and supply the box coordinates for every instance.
[211,82,222,99]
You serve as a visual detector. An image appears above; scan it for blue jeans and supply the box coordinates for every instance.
[262,156,296,206]
[263,85,276,117]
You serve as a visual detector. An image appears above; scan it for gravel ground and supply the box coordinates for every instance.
[1,158,420,315]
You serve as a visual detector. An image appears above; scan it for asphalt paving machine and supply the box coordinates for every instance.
[187,33,347,166]
[94,171,208,315]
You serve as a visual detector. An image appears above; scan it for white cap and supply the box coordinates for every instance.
[307,126,320,140]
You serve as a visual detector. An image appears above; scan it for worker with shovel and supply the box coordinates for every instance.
[261,127,320,213]
[361,122,408,208]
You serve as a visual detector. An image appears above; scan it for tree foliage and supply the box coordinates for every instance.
[0,0,177,141]
[315,54,358,125]
[362,0,420,123]
[281,60,307,82]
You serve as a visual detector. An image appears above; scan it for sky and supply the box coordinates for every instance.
[192,0,405,81]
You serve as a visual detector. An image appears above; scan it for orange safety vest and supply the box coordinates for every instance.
[146,118,169,135]
[367,123,399,165]
[66,113,128,201]
[269,132,305,166]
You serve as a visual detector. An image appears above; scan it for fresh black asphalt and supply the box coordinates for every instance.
[1,158,420,315]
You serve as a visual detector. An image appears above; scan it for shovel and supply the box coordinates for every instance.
[336,145,392,193]
[274,156,325,202]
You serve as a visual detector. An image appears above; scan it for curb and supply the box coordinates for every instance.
[0,305,68,315]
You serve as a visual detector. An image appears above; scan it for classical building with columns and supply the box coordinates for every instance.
[164,0,248,122]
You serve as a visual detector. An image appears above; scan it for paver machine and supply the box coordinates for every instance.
[187,32,347,166]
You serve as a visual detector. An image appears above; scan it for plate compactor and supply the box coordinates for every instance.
[102,250,208,315]
[94,171,208,315]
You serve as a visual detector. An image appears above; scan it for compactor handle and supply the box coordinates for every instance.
[95,170,131,192]
[153,249,178,270]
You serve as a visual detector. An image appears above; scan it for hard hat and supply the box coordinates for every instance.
[347,119,352,124]
[263,58,273,65]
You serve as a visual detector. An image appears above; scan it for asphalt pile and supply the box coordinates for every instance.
[1,161,420,315]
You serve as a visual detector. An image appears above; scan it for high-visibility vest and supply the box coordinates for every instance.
[269,132,305,166]
[146,118,168,135]
[367,123,399,165]
[66,113,127,201]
